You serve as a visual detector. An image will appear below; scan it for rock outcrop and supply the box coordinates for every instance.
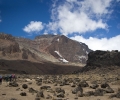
[82,50,120,72]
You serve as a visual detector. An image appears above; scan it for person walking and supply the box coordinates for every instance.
[0,75,2,85]
[12,74,16,81]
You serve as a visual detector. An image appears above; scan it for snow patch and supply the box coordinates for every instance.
[60,58,69,63]
[57,38,59,42]
[77,55,87,60]
[80,42,82,44]
[54,51,69,63]
[79,55,87,59]
[54,51,62,57]
[86,51,89,54]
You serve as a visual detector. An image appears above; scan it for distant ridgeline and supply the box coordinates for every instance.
[35,34,59,39]
[0,33,15,41]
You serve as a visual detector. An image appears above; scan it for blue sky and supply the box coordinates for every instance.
[0,0,120,51]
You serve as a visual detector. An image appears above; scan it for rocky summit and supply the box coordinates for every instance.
[16,34,91,64]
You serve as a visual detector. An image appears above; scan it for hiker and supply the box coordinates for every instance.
[9,74,12,82]
[12,74,16,81]
[4,75,9,86]
[0,75,2,85]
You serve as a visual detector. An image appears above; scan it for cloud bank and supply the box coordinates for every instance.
[23,21,44,33]
[49,0,120,51]
[47,0,112,35]
[71,35,120,51]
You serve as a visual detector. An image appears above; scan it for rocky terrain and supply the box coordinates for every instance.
[0,73,120,100]
[0,33,120,100]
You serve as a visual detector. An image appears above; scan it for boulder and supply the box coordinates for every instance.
[109,88,120,98]
[84,91,94,97]
[9,98,17,100]
[79,80,89,87]
[20,92,27,96]
[90,84,99,89]
[29,88,38,93]
[94,88,105,96]
[22,84,28,89]
[9,82,18,87]
[72,85,83,94]
[77,91,83,97]
[55,87,65,94]
[57,92,65,98]
[36,90,44,98]
[101,82,109,88]
[104,87,114,93]
[35,97,40,100]
[40,86,51,90]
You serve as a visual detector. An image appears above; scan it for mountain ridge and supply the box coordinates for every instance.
[0,33,90,74]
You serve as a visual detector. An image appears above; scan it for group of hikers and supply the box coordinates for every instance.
[0,74,16,85]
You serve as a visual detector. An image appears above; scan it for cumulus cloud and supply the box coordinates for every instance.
[23,21,44,33]
[71,35,120,51]
[46,0,113,35]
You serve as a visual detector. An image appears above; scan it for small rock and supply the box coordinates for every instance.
[104,87,114,93]
[72,85,83,94]
[57,92,65,98]
[29,88,38,93]
[35,97,40,100]
[70,83,76,87]
[55,87,65,94]
[20,92,27,96]
[40,86,51,90]
[9,98,17,100]
[22,84,28,89]
[79,80,89,87]
[9,82,18,87]
[90,84,99,89]
[36,90,44,98]
[84,91,94,97]
[94,88,105,96]
[101,82,109,88]
[77,91,83,97]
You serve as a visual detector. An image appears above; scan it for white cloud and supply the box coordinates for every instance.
[71,35,120,51]
[23,21,44,33]
[47,0,112,35]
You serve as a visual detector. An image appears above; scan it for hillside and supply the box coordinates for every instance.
[16,34,91,64]
[0,33,91,74]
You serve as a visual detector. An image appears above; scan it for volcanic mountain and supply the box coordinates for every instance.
[0,33,91,74]
[16,34,91,64]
